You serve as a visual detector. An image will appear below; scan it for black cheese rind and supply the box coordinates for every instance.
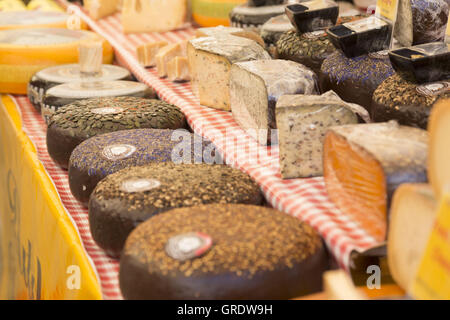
[285,1,339,33]
[230,4,287,28]
[119,204,329,300]
[260,14,294,47]
[89,163,263,257]
[248,0,285,6]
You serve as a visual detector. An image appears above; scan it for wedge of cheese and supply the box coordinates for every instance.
[167,56,190,82]
[276,91,362,179]
[136,41,168,67]
[230,59,318,145]
[187,35,271,111]
[84,0,119,20]
[196,25,265,47]
[388,184,438,292]
[428,97,450,199]
[122,0,188,33]
[155,42,187,78]
[323,121,429,242]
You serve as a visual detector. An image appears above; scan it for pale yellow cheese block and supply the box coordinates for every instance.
[84,0,119,20]
[155,42,187,77]
[137,41,168,67]
[388,183,438,292]
[167,56,190,82]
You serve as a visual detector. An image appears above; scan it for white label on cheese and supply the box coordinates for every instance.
[120,178,161,193]
[416,82,450,97]
[303,30,327,39]
[46,81,148,99]
[102,144,136,161]
[345,16,387,33]
[0,28,87,46]
[368,49,390,59]
[91,107,124,115]
[37,64,130,84]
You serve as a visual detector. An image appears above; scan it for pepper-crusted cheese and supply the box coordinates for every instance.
[187,34,271,111]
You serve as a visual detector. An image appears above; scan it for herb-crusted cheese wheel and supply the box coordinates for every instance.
[323,122,429,242]
[428,97,450,200]
[47,97,186,169]
[388,184,438,292]
[0,28,113,94]
[68,129,218,205]
[28,64,131,112]
[187,35,271,111]
[230,59,318,145]
[229,4,286,28]
[0,11,71,30]
[42,81,155,123]
[276,91,362,179]
[395,0,450,47]
[89,163,263,257]
[320,50,395,112]
[119,204,329,300]
[372,74,450,129]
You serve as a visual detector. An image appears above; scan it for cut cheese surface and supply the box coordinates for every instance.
[155,42,186,77]
[84,0,119,20]
[428,97,450,199]
[388,184,437,292]
[230,59,318,144]
[0,11,70,30]
[276,91,359,179]
[167,56,190,82]
[323,122,429,242]
[122,0,188,33]
[187,35,271,111]
[0,28,113,94]
[136,41,168,67]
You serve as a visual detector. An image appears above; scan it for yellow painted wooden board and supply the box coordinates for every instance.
[0,95,102,300]
[412,193,450,300]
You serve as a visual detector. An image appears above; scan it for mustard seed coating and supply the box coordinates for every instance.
[120,204,329,300]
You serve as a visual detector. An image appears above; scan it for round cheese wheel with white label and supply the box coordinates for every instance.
[119,204,329,300]
[89,163,263,257]
[46,97,186,169]
[372,74,450,129]
[41,80,155,123]
[68,129,220,205]
[28,64,131,112]
[0,28,113,94]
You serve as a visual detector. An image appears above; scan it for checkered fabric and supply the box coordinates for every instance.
[9,1,380,299]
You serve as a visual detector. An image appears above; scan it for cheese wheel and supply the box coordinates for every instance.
[27,0,64,12]
[323,121,429,242]
[0,28,113,94]
[68,129,218,205]
[261,14,294,47]
[0,0,26,11]
[388,184,438,292]
[119,204,329,300]
[428,97,450,200]
[46,97,186,169]
[89,163,263,257]
[230,4,286,29]
[28,64,131,112]
[191,0,246,27]
[84,0,119,20]
[42,81,155,123]
[0,11,70,30]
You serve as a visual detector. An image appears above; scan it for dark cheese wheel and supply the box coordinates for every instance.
[68,129,220,205]
[27,64,131,112]
[229,4,286,29]
[372,74,450,129]
[46,97,186,169]
[41,80,156,123]
[89,163,263,257]
[319,50,395,112]
[260,14,294,47]
[119,204,329,300]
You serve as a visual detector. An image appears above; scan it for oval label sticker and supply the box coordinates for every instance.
[102,144,136,161]
[165,232,213,262]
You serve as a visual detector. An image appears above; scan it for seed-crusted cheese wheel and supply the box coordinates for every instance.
[276,91,362,179]
[42,81,155,123]
[28,64,131,112]
[428,97,450,200]
[230,59,318,145]
[89,163,263,257]
[119,204,329,300]
[187,34,271,111]
[395,0,450,47]
[46,97,186,169]
[0,28,113,94]
[0,11,71,30]
[388,184,438,292]
[323,121,429,242]
[229,4,287,28]
[320,50,395,112]
[191,0,247,27]
[372,74,450,129]
[69,129,218,205]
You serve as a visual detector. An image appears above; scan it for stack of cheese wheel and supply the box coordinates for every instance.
[191,0,247,27]
[0,28,113,94]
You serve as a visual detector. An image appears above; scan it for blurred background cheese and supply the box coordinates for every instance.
[84,0,119,20]
[122,0,189,33]
[192,0,246,27]
[388,184,438,292]
[0,28,113,94]
[0,11,71,30]
[0,0,26,11]
[27,0,64,12]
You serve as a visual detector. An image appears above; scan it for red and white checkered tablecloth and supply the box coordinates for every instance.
[10,1,380,299]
